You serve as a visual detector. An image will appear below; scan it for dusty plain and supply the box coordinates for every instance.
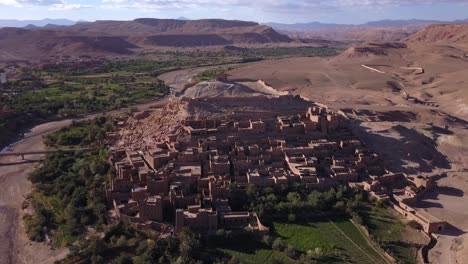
[227,41,468,263]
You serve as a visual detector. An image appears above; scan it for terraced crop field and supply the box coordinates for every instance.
[358,205,428,263]
[205,234,294,264]
[273,218,390,264]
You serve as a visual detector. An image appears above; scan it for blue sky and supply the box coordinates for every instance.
[0,0,467,24]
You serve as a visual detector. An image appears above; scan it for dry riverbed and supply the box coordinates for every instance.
[0,96,170,264]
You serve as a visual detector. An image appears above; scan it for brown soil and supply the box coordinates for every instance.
[227,40,468,263]
[407,24,468,46]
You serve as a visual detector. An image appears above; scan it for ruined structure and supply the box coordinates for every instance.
[356,172,447,233]
[106,96,446,235]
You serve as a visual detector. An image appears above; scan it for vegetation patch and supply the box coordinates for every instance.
[194,67,233,82]
[358,204,428,264]
[24,117,114,246]
[273,219,388,264]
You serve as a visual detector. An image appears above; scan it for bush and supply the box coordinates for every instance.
[91,255,105,264]
[408,220,422,230]
[298,253,317,264]
[286,244,299,259]
[216,229,226,237]
[270,259,284,264]
[351,212,363,225]
[288,213,297,223]
[262,235,274,246]
[136,240,148,255]
[23,214,44,241]
[128,106,139,113]
[334,201,346,211]
[113,255,132,264]
[127,238,137,247]
[272,238,286,251]
[116,235,127,248]
[375,199,387,207]
[227,256,240,264]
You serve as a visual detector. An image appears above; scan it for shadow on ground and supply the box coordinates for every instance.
[351,122,451,174]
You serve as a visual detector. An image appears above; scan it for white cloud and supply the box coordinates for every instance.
[96,0,468,12]
[0,0,20,6]
[0,0,91,10]
[49,3,91,10]
[17,0,62,5]
[1,0,468,12]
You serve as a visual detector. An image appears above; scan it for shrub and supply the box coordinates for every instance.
[113,255,132,264]
[272,238,286,251]
[287,244,299,259]
[375,199,387,207]
[262,235,274,246]
[298,253,317,264]
[288,213,297,223]
[216,229,226,237]
[351,212,363,225]
[334,201,346,211]
[116,235,127,248]
[408,220,422,230]
[128,106,139,113]
[136,240,148,255]
[23,214,44,241]
[227,256,240,264]
[270,259,284,264]
[127,238,138,247]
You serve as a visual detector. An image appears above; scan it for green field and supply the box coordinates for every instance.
[206,234,294,264]
[273,218,390,264]
[358,205,427,264]
[204,217,390,264]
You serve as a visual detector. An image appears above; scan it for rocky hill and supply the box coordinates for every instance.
[0,18,291,62]
[269,19,468,42]
[0,28,136,61]
[406,24,468,45]
[281,25,427,42]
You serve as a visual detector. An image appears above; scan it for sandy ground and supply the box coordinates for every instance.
[226,44,468,263]
[0,120,72,264]
[158,63,247,95]
[0,96,170,264]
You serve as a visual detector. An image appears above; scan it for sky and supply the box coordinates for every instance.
[0,0,468,24]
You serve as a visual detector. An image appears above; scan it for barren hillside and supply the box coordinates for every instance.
[0,18,293,62]
[407,24,468,46]
[227,34,468,264]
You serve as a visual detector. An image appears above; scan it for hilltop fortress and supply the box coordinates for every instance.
[105,96,446,236]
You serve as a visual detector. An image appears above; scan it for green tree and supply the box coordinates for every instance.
[178,228,200,261]
[287,192,301,204]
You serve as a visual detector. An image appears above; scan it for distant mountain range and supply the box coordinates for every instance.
[0,18,82,28]
[0,18,292,62]
[265,18,468,31]
[2,18,468,30]
[265,18,468,42]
